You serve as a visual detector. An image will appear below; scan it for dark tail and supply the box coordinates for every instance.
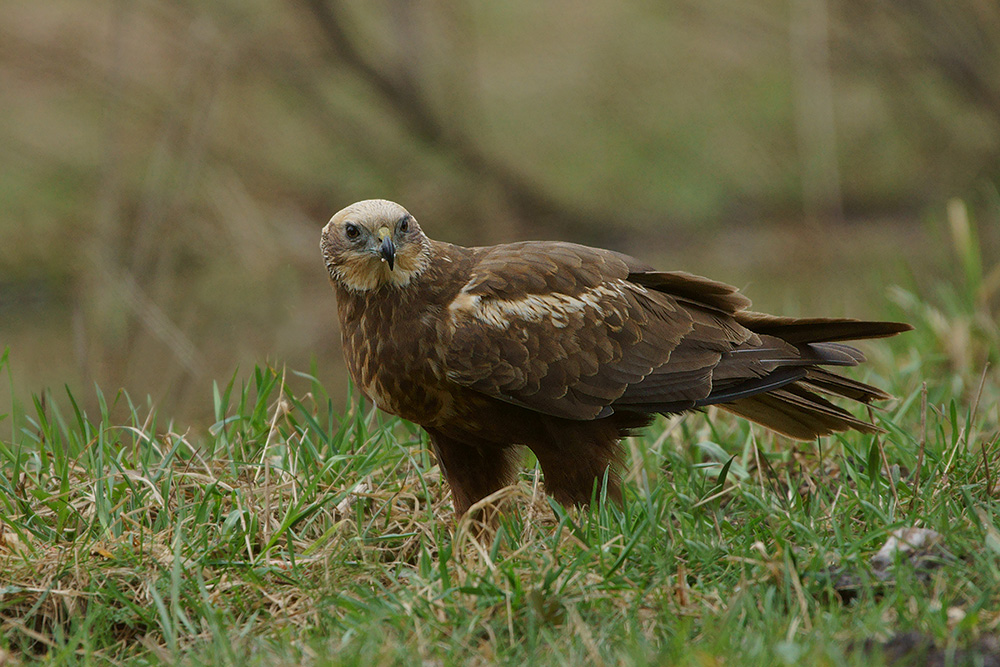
[716,314,912,440]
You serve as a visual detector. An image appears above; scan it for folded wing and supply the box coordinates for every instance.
[441,241,911,438]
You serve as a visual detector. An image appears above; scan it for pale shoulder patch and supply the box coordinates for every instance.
[448,280,631,329]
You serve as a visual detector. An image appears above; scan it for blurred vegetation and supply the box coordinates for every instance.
[1,0,999,428]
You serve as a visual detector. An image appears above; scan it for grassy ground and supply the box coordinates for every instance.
[1,222,998,666]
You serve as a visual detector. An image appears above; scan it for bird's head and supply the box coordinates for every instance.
[321,199,431,291]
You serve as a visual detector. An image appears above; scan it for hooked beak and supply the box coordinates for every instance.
[376,227,395,270]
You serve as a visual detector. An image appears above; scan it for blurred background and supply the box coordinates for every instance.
[2,0,999,430]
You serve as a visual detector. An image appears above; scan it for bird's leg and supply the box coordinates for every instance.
[530,424,624,508]
[425,429,522,518]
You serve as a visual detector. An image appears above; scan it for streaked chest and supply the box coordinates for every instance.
[336,287,452,424]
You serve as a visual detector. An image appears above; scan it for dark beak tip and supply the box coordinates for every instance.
[380,238,396,271]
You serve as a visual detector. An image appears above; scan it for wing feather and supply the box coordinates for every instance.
[442,244,738,419]
[439,241,907,429]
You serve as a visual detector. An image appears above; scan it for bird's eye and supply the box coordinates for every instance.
[399,217,409,233]
[344,223,360,239]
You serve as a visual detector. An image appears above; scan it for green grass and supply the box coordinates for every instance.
[1,216,998,665]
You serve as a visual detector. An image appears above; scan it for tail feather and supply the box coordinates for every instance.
[803,368,893,403]
[721,385,881,440]
[710,314,910,439]
[806,341,867,366]
[736,312,913,344]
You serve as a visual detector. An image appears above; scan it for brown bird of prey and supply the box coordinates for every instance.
[321,199,911,516]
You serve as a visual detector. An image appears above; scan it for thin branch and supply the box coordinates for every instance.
[296,0,638,245]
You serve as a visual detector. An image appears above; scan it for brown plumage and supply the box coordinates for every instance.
[321,200,912,516]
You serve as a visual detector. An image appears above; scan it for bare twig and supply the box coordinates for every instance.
[296,0,638,244]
